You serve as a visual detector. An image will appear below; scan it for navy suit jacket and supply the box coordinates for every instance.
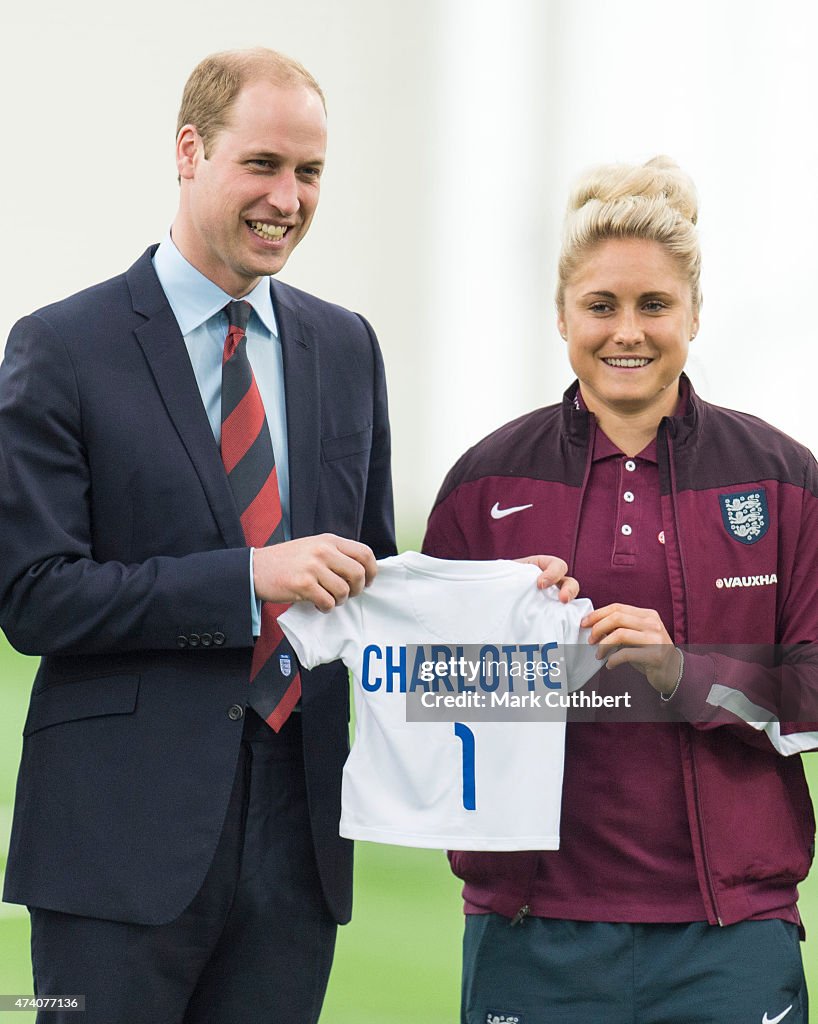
[0,247,396,925]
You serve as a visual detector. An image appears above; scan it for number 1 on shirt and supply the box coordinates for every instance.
[454,722,476,811]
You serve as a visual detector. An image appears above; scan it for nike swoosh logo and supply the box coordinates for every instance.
[762,1006,793,1024]
[490,502,534,520]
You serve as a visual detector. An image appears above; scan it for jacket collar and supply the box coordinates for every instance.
[269,278,321,538]
[561,373,702,449]
[124,248,322,545]
[125,247,246,549]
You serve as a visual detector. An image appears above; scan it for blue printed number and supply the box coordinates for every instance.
[454,723,476,811]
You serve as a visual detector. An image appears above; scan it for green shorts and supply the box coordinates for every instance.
[462,915,806,1024]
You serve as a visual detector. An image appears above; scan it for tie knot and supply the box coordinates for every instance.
[224,300,252,333]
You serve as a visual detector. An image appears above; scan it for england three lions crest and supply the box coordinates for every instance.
[720,488,769,545]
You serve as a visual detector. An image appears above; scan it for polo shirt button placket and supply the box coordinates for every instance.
[613,457,639,564]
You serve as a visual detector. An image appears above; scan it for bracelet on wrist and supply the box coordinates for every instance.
[660,647,684,702]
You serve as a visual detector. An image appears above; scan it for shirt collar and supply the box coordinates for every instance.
[152,231,278,338]
[592,428,658,465]
[574,384,689,466]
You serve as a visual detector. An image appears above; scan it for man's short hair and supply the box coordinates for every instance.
[176,47,325,156]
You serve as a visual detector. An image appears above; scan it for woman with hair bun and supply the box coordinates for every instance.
[423,156,818,1023]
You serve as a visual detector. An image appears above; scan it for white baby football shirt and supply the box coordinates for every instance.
[279,552,601,850]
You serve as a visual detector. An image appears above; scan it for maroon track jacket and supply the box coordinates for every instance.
[423,376,818,927]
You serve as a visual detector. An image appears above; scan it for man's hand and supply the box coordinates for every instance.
[253,534,377,611]
[515,555,580,604]
[581,603,681,694]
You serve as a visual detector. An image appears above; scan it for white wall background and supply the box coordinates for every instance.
[2,0,816,542]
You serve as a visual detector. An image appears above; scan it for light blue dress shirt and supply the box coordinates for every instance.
[153,233,291,633]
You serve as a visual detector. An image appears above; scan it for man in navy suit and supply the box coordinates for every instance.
[0,47,395,1023]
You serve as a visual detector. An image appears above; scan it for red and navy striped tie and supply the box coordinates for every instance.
[220,300,301,731]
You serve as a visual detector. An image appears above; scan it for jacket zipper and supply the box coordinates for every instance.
[510,904,530,927]
[568,417,596,572]
[664,427,723,927]
[507,405,593,929]
[509,855,540,927]
[688,738,723,926]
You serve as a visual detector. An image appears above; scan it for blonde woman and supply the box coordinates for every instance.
[423,157,817,1024]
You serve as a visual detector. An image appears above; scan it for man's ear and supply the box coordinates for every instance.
[176,124,201,181]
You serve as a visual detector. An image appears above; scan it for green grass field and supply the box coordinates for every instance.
[1,636,816,1023]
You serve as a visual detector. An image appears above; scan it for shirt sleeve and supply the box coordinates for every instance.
[249,549,262,637]
[279,594,363,670]
[553,593,605,691]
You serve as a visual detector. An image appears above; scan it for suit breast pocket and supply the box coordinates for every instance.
[321,427,372,462]
[318,427,373,535]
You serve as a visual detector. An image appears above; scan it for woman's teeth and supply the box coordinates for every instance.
[603,357,651,368]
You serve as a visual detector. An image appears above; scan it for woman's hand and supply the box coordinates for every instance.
[515,555,580,604]
[581,603,682,695]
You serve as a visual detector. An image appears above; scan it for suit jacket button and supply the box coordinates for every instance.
[177,635,188,648]
[200,632,213,647]
[228,705,244,721]
[213,632,226,646]
[188,633,200,648]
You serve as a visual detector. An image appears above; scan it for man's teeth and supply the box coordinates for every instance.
[603,357,651,368]
[250,221,285,240]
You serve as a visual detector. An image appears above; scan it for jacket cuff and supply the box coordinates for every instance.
[665,650,718,723]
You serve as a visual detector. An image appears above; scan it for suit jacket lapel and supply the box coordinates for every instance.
[126,248,246,550]
[271,279,321,540]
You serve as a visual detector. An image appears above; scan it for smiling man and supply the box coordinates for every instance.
[173,74,326,290]
[0,48,395,1024]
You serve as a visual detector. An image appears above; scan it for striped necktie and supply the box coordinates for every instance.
[220,300,301,731]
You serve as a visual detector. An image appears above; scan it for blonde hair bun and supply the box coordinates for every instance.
[557,155,701,310]
[568,156,698,225]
